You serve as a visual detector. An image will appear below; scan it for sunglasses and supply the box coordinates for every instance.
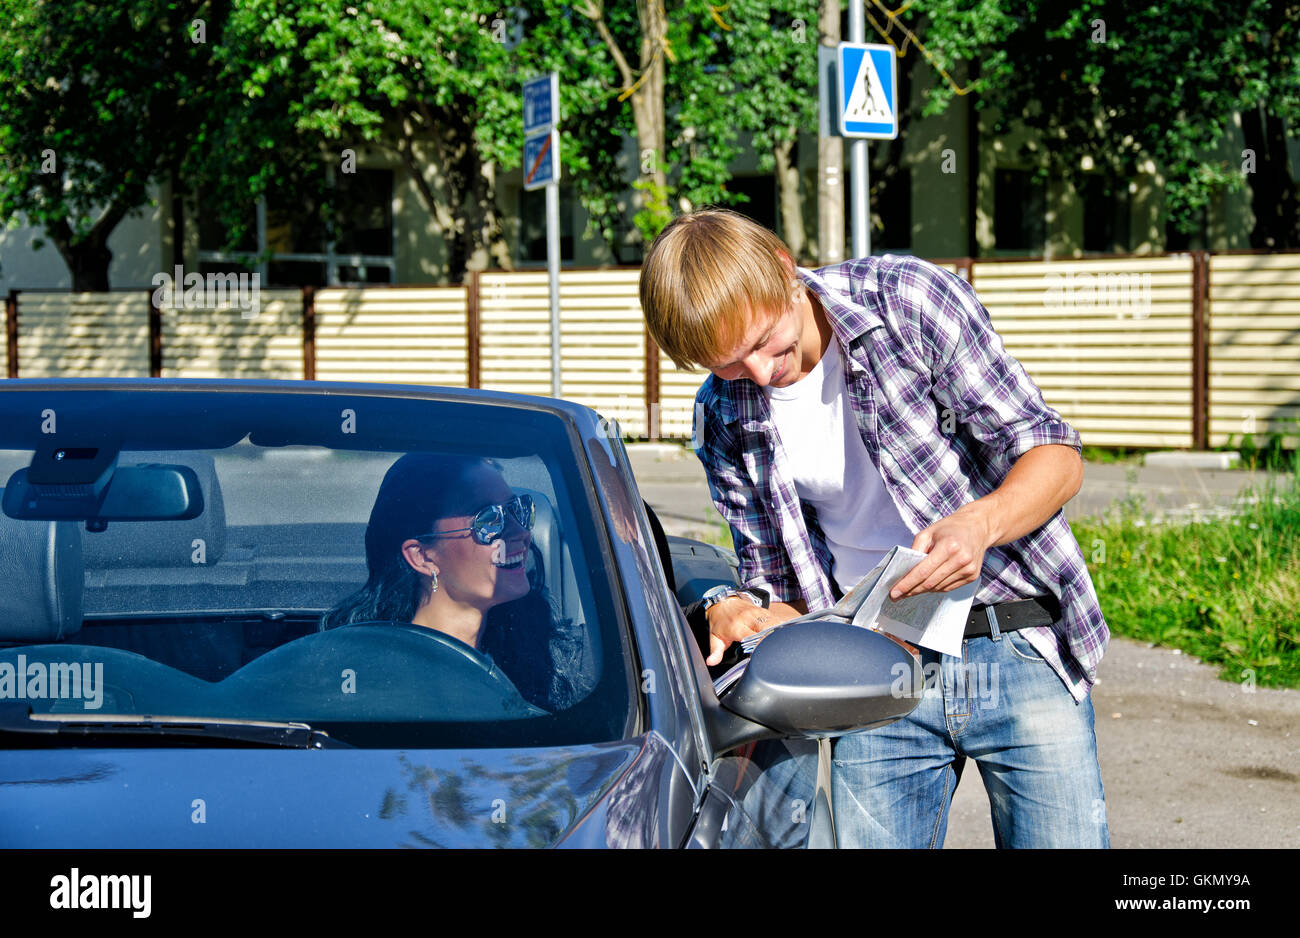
[414,494,535,546]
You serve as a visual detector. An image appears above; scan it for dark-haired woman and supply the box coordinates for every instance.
[322,452,593,712]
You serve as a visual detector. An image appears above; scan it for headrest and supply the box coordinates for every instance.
[0,492,84,641]
[82,451,226,568]
[517,487,558,565]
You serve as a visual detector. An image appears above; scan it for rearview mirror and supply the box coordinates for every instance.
[3,464,205,522]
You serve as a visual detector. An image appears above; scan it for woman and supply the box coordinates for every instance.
[322,452,592,712]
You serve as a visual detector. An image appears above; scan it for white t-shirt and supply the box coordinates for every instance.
[763,341,914,596]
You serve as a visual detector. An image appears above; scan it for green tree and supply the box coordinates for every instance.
[572,0,752,247]
[710,0,818,259]
[204,0,526,284]
[910,0,1300,248]
[0,0,224,290]
[515,1,634,260]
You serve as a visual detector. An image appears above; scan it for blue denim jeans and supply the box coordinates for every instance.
[831,629,1110,848]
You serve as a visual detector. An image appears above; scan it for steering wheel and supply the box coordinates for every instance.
[214,620,548,721]
[338,620,547,716]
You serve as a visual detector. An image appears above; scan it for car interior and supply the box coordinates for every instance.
[0,431,634,746]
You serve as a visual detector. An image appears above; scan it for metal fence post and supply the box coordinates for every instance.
[5,290,18,378]
[302,285,316,380]
[644,327,661,442]
[1191,250,1209,450]
[467,271,481,389]
[148,288,162,377]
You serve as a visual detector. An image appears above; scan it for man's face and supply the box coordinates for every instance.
[703,298,803,388]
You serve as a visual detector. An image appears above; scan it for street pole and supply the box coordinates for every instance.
[546,180,561,399]
[818,0,844,265]
[523,73,563,399]
[849,0,869,259]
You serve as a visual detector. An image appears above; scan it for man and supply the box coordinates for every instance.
[639,207,1109,848]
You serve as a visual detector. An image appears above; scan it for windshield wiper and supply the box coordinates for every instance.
[0,703,351,749]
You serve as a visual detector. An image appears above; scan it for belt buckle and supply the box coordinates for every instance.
[985,603,1002,640]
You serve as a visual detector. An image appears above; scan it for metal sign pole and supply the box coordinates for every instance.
[546,181,561,399]
[849,1,868,259]
[523,73,563,399]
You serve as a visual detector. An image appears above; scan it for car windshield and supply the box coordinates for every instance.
[0,387,637,748]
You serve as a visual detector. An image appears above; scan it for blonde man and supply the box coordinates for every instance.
[641,207,1109,848]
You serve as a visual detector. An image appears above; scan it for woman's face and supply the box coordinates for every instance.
[403,462,532,612]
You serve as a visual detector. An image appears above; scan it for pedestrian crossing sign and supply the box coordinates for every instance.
[837,42,898,139]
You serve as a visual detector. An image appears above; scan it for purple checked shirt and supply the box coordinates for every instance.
[692,256,1108,702]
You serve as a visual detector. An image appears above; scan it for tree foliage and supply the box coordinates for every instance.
[909,0,1300,247]
[5,0,1300,291]
[0,0,224,290]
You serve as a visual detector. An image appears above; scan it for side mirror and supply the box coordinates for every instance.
[721,619,922,738]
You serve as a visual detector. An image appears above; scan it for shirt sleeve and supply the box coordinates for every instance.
[693,386,802,603]
[899,260,1082,478]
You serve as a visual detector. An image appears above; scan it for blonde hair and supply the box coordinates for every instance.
[639,208,795,371]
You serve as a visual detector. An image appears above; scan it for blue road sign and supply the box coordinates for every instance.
[837,43,898,139]
[523,129,559,190]
[523,74,559,137]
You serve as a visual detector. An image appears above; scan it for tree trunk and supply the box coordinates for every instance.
[48,210,123,292]
[579,0,668,247]
[631,0,668,241]
[465,157,513,274]
[60,242,114,292]
[817,0,843,264]
[774,134,806,261]
[422,113,475,284]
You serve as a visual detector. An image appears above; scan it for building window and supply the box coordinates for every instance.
[518,184,575,263]
[1081,174,1132,254]
[199,168,396,286]
[994,168,1046,253]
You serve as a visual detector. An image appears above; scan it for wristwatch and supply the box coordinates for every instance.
[700,584,770,612]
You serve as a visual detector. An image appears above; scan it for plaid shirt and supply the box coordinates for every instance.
[693,256,1108,702]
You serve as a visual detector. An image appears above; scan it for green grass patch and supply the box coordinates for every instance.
[1079,445,1148,465]
[1069,455,1300,689]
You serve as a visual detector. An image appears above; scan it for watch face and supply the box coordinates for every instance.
[702,585,735,607]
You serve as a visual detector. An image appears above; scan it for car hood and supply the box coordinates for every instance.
[0,734,687,848]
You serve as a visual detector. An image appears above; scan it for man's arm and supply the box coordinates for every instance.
[890,262,1085,600]
[692,384,808,664]
[891,443,1082,599]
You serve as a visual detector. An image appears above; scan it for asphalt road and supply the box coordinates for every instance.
[627,443,1300,849]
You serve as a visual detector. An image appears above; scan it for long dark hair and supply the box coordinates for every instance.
[321,452,579,709]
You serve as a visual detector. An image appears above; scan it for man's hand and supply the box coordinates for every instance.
[705,597,805,666]
[892,506,992,600]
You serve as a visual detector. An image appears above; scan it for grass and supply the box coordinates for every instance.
[1069,452,1300,689]
[1218,426,1300,472]
[699,517,734,549]
[1080,445,1148,466]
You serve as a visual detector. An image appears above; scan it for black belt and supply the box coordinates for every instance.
[964,595,1060,637]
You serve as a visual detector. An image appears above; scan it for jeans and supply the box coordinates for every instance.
[728,737,818,849]
[831,629,1110,848]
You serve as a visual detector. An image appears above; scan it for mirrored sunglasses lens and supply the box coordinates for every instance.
[471,504,506,544]
[508,495,534,529]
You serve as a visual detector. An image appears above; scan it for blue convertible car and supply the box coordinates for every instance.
[0,379,919,848]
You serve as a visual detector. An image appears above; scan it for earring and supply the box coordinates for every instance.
[429,570,439,593]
